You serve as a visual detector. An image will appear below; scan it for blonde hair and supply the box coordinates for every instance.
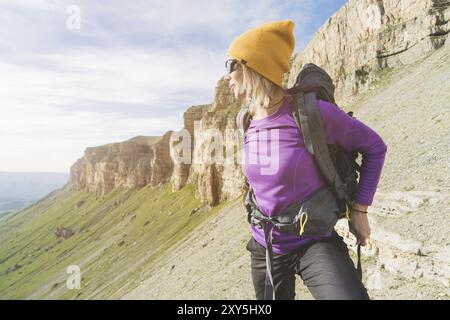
[239,63,288,117]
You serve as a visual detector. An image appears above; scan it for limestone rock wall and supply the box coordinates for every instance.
[69,135,173,195]
[286,0,449,105]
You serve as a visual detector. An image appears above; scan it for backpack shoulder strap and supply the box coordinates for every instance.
[236,106,251,131]
[236,106,251,147]
[290,93,314,155]
[291,92,345,199]
[236,107,252,197]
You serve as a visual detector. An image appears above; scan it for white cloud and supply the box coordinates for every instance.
[0,0,313,172]
[0,46,218,172]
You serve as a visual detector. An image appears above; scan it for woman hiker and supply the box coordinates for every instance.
[223,20,387,300]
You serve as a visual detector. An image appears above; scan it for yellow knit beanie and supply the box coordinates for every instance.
[227,19,295,87]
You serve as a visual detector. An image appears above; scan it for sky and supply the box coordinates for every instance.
[0,0,348,173]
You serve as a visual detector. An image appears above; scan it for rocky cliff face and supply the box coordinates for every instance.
[170,78,243,206]
[69,0,449,205]
[69,135,173,195]
[170,105,207,192]
[286,0,449,105]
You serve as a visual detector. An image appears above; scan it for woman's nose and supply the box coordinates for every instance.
[223,74,230,82]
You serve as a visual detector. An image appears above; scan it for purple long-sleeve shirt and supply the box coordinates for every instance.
[242,95,387,254]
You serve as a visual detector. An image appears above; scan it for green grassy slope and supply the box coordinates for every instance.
[0,182,231,299]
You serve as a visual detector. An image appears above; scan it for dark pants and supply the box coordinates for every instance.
[246,230,370,300]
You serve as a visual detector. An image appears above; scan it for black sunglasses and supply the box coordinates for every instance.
[225,58,246,74]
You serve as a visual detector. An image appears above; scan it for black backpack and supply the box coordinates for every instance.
[237,63,361,218]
